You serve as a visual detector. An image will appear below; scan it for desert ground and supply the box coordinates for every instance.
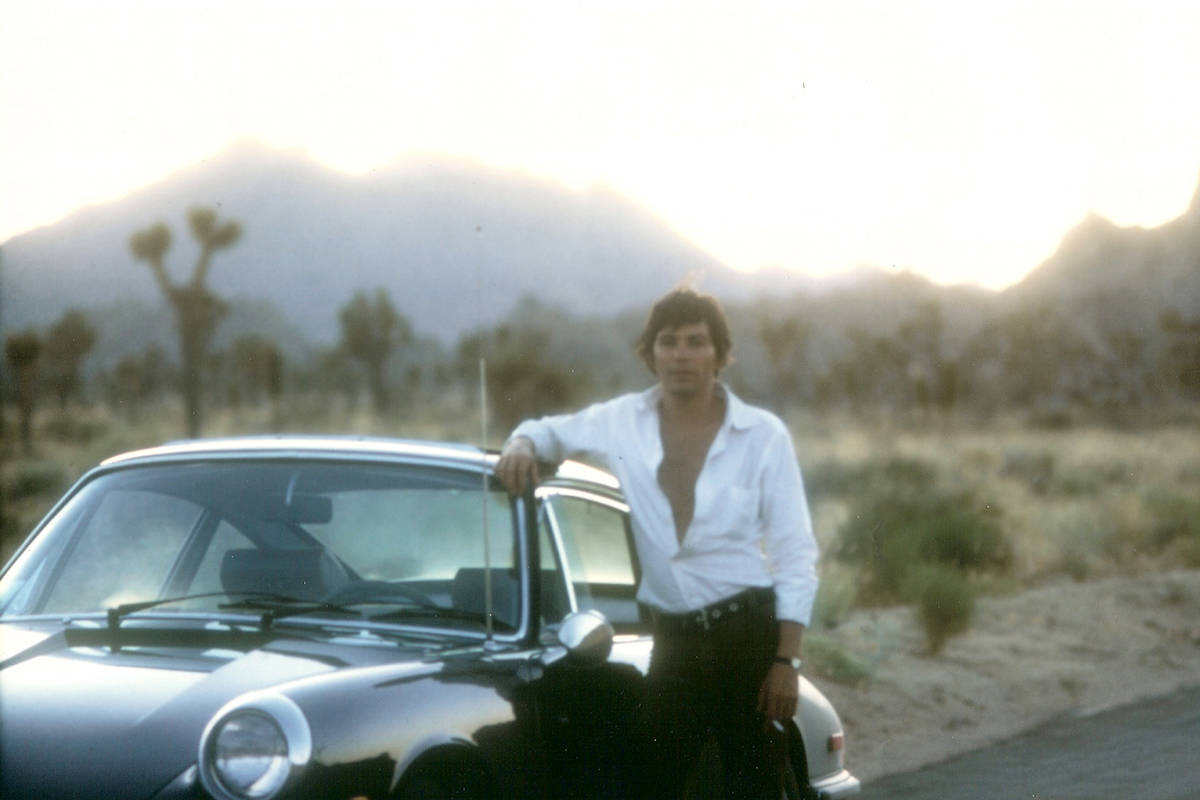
[818,568,1200,782]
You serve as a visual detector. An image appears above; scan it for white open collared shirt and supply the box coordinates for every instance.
[511,384,819,626]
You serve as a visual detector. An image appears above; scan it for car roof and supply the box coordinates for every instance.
[99,435,621,491]
[102,435,486,467]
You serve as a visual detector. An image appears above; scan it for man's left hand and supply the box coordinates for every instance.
[757,662,800,725]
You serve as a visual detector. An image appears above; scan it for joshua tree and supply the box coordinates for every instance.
[1160,310,1200,400]
[338,288,412,415]
[757,312,811,405]
[4,330,42,453]
[43,309,98,408]
[130,207,242,437]
[108,345,170,421]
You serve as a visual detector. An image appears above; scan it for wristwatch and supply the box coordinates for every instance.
[773,655,802,671]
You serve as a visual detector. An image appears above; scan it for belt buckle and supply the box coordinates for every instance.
[694,608,710,632]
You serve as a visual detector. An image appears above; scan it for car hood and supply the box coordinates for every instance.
[0,621,426,800]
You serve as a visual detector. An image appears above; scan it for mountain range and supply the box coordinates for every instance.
[2,142,1198,375]
[1,142,828,345]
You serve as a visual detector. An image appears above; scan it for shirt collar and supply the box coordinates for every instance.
[721,384,759,431]
[636,382,759,431]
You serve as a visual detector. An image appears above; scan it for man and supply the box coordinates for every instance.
[496,288,818,799]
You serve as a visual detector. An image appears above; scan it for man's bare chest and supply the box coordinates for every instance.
[656,415,721,539]
[658,424,716,477]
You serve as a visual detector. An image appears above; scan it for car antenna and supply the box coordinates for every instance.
[480,355,498,648]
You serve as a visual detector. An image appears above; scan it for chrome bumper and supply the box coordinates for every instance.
[811,768,861,799]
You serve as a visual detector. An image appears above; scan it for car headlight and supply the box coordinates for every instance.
[199,692,312,800]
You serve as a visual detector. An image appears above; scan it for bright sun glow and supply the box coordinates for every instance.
[2,0,1198,290]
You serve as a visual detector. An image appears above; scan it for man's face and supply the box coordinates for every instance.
[652,321,719,397]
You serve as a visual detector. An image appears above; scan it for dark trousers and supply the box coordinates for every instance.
[635,590,784,800]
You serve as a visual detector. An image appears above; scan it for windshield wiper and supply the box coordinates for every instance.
[104,592,356,643]
[218,596,364,629]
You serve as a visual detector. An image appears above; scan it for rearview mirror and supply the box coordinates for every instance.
[263,494,333,524]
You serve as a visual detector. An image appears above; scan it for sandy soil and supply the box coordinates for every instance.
[814,569,1200,783]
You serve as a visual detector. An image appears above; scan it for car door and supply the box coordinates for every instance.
[530,485,650,799]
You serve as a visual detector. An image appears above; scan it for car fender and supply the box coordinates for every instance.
[267,656,538,797]
[797,675,850,784]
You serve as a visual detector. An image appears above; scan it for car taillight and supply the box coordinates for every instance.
[827,732,844,753]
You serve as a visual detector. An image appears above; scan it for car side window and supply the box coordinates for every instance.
[537,517,571,626]
[543,493,643,631]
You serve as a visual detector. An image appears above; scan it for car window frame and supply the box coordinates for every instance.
[535,485,646,632]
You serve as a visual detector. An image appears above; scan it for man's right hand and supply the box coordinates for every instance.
[495,436,538,496]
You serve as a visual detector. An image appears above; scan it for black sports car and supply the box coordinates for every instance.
[0,436,859,799]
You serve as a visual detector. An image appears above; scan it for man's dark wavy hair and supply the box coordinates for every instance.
[635,288,733,374]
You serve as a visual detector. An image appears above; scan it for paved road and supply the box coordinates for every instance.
[857,686,1200,800]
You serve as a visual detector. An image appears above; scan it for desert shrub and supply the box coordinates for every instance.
[1047,467,1106,498]
[6,463,67,502]
[41,413,108,444]
[806,456,936,499]
[834,486,1010,605]
[810,563,858,630]
[1146,491,1200,565]
[1058,540,1094,582]
[0,483,14,545]
[907,565,975,654]
[1002,447,1130,499]
[803,633,874,687]
[1027,407,1075,430]
[1002,449,1057,495]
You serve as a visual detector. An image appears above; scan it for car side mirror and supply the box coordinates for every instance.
[556,609,614,665]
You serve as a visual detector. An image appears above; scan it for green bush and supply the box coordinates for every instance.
[1147,491,1200,566]
[809,564,858,630]
[908,565,975,654]
[41,414,108,444]
[806,456,936,499]
[1002,449,1056,495]
[803,633,874,688]
[6,463,68,502]
[834,487,1010,605]
[1027,408,1074,430]
[1001,449,1122,498]
[0,485,14,545]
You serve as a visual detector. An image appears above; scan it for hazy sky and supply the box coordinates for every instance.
[3,0,1198,289]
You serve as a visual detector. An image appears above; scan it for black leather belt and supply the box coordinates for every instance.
[651,587,774,634]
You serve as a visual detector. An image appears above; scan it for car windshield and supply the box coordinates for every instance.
[0,459,520,632]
